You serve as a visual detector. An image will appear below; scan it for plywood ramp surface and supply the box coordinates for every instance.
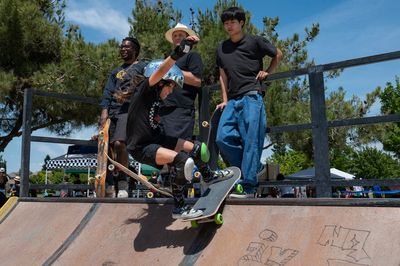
[1,200,400,266]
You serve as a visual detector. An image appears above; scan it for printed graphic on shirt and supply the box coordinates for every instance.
[116,69,127,80]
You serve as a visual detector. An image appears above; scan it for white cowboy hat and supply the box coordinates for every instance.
[0,167,5,173]
[14,175,20,182]
[165,22,197,44]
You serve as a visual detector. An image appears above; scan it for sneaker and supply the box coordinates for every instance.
[117,181,129,198]
[117,189,129,198]
[203,168,234,185]
[229,191,256,198]
[172,205,203,219]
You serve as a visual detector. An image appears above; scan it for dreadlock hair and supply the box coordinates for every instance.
[122,36,141,58]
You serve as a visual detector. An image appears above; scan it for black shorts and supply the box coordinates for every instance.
[109,113,128,143]
[130,135,178,169]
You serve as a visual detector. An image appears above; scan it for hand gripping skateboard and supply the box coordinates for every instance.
[94,118,111,197]
[105,153,172,198]
[182,166,242,227]
[201,108,223,171]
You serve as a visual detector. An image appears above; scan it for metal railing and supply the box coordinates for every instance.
[20,50,400,197]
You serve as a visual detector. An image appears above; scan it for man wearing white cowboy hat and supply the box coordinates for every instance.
[160,22,204,140]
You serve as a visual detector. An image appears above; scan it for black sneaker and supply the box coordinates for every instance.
[172,205,203,219]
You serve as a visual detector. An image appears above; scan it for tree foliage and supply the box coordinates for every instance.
[128,0,391,170]
[379,77,400,158]
[0,0,120,151]
[348,147,400,179]
[267,150,311,176]
[128,0,182,60]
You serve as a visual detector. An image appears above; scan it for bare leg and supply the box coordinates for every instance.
[113,141,128,167]
[174,138,194,153]
[111,141,129,197]
[155,147,178,165]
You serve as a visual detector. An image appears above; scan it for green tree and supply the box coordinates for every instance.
[128,0,182,59]
[267,150,311,176]
[348,147,400,179]
[129,0,381,167]
[42,154,51,171]
[379,77,400,158]
[0,0,121,151]
[192,0,376,163]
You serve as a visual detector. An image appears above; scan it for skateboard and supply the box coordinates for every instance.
[201,108,223,170]
[94,118,111,197]
[182,166,242,227]
[106,153,172,198]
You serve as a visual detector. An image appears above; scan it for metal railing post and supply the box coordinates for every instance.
[20,88,33,197]
[309,69,331,197]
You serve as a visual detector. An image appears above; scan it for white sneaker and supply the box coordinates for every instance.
[172,205,203,219]
[117,189,129,198]
[117,181,129,198]
[181,208,203,219]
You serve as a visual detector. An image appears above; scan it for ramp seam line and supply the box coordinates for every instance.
[42,203,100,266]
[179,224,218,266]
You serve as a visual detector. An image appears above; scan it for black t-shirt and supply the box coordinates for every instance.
[100,61,147,115]
[161,52,203,109]
[216,34,277,99]
[126,79,162,151]
[0,174,6,189]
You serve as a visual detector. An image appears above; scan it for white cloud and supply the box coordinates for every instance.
[66,1,130,40]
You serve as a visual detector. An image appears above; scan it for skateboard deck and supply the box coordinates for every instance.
[95,118,111,197]
[182,166,241,224]
[202,108,223,170]
[105,153,172,197]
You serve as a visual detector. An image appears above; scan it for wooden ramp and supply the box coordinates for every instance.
[0,198,400,266]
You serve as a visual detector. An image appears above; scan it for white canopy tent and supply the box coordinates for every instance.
[286,167,355,180]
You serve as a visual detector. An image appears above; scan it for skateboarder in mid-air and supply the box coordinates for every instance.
[125,35,231,219]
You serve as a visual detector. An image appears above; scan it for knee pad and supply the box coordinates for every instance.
[190,141,210,164]
[183,157,194,182]
[172,152,194,183]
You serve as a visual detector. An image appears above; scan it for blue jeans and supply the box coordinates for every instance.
[216,94,266,193]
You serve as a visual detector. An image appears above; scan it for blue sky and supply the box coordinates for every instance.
[3,0,400,173]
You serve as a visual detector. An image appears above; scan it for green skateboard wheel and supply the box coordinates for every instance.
[235,184,243,193]
[214,213,223,225]
[191,220,199,228]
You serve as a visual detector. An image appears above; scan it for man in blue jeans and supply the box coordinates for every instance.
[216,7,283,198]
